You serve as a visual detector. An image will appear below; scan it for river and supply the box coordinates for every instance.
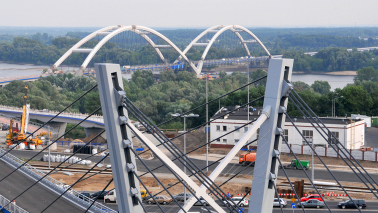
[0,63,355,90]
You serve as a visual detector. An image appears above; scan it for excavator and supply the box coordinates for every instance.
[6,85,43,149]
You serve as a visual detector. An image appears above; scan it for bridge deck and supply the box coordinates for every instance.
[0,160,83,213]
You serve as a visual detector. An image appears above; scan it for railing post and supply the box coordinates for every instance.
[94,63,142,213]
[249,59,293,213]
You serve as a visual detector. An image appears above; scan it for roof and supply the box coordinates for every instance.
[211,106,362,125]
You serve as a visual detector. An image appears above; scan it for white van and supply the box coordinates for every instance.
[104,190,116,203]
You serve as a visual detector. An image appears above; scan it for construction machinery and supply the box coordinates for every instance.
[239,152,256,166]
[6,86,43,149]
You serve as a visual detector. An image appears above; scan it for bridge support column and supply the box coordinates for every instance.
[95,63,143,213]
[84,127,107,141]
[249,59,293,213]
[47,122,67,139]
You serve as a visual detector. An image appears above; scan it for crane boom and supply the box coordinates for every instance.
[20,85,28,135]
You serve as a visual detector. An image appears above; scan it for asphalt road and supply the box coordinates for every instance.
[101,200,378,213]
[0,160,83,213]
[8,149,378,183]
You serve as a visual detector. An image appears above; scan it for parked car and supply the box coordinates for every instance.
[90,190,109,200]
[298,199,325,208]
[194,197,209,206]
[222,197,249,207]
[273,198,287,207]
[338,199,366,209]
[300,194,323,202]
[77,192,91,200]
[147,195,172,205]
[173,193,192,201]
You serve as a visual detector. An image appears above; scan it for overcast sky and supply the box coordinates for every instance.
[0,0,377,28]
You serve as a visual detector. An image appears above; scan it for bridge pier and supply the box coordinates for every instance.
[84,127,107,141]
[48,122,67,138]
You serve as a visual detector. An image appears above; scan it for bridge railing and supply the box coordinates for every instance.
[0,148,116,213]
[0,105,104,125]
[0,193,29,213]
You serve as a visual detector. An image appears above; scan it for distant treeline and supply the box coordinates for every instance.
[0,30,378,71]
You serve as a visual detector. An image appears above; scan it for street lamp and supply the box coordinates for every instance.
[332,94,344,117]
[171,113,199,205]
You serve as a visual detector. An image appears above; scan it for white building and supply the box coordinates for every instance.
[210,106,365,150]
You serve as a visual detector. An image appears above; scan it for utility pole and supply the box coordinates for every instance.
[311,141,314,182]
[206,73,209,172]
[247,62,250,150]
[184,116,187,204]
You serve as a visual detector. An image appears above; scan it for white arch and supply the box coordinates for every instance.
[175,25,271,74]
[53,25,199,74]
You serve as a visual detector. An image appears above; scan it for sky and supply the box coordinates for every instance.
[0,0,377,28]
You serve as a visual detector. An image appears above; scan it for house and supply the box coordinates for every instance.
[210,106,365,149]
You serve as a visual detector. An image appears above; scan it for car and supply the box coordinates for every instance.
[173,193,192,202]
[77,192,91,200]
[147,195,172,205]
[273,198,287,207]
[300,194,323,202]
[338,199,367,209]
[194,197,209,206]
[89,190,109,200]
[222,197,249,207]
[298,199,325,208]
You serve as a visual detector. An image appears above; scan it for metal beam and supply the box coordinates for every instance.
[153,45,172,48]
[95,63,142,213]
[96,32,111,36]
[249,59,293,213]
[192,43,209,47]
[243,40,257,43]
[72,49,93,53]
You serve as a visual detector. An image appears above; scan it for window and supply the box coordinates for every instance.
[235,126,240,132]
[216,125,220,131]
[283,129,288,142]
[223,126,227,131]
[302,130,313,145]
[235,139,239,143]
[216,138,220,141]
[244,127,248,132]
[328,131,339,144]
[222,139,227,143]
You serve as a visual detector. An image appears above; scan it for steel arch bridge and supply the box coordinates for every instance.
[52,25,271,76]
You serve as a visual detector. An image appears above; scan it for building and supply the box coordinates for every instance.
[210,106,365,149]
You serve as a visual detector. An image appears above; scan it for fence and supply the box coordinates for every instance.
[0,148,116,213]
[0,193,28,213]
[281,144,378,162]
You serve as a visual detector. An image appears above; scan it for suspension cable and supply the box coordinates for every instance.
[280,134,333,212]
[0,129,105,210]
[285,113,362,212]
[84,178,113,213]
[40,154,109,213]
[0,107,101,185]
[292,89,378,189]
[0,84,98,161]
[289,93,378,197]
[124,100,243,212]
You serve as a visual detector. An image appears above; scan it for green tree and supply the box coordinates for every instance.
[311,80,331,95]
[354,67,378,82]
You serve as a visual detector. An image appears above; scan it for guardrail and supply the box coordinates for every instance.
[0,148,117,213]
[0,105,104,125]
[0,193,29,213]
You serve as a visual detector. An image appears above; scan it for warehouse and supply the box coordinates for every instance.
[210,106,365,149]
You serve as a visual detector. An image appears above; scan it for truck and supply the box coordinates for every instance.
[280,159,310,170]
[239,153,256,166]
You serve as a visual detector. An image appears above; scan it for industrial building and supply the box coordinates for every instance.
[210,106,365,149]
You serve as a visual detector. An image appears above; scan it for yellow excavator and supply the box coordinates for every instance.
[6,86,43,148]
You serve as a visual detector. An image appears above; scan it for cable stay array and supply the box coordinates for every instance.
[0,58,377,213]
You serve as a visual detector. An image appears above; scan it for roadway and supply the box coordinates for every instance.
[7,149,378,183]
[0,160,83,213]
[100,199,378,213]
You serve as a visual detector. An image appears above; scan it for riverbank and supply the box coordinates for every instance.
[293,70,357,76]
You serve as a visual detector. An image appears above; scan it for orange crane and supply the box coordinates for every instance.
[6,86,43,148]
